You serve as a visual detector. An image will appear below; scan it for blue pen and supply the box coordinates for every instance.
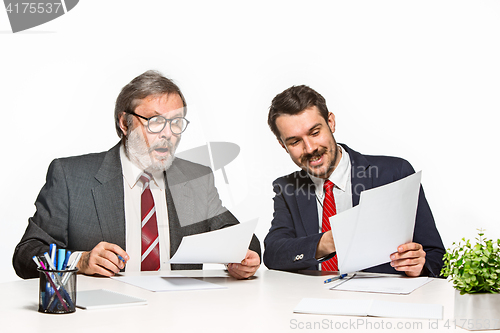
[61,250,71,270]
[57,249,66,270]
[324,273,347,284]
[50,244,57,269]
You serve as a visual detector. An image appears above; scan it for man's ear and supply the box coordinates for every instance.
[327,112,336,134]
[118,112,129,137]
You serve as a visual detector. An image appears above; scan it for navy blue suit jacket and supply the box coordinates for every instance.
[263,144,445,277]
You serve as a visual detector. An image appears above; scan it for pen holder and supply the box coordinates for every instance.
[37,268,78,314]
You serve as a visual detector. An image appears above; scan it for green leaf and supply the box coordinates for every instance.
[443,230,500,294]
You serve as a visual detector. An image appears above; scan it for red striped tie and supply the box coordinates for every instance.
[321,180,338,271]
[140,173,160,271]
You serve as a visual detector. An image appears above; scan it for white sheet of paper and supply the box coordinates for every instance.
[328,275,431,294]
[331,171,422,274]
[76,289,147,309]
[294,298,442,320]
[111,275,226,292]
[169,219,258,264]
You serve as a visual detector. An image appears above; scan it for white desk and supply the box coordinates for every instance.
[1,270,476,332]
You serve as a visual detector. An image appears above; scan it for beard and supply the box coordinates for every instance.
[125,127,178,173]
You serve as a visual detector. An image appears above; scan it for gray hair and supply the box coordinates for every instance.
[114,70,187,139]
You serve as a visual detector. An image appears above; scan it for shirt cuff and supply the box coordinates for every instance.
[317,251,336,262]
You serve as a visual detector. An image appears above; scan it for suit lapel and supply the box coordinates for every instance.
[295,171,319,236]
[340,144,373,206]
[92,143,126,249]
[165,161,194,227]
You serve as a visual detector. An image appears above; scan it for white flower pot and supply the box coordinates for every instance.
[454,290,500,330]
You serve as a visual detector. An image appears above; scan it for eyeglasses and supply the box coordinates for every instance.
[126,111,190,135]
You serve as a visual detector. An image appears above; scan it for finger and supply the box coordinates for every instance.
[94,251,123,273]
[391,257,422,268]
[95,242,129,269]
[228,262,259,279]
[241,250,260,266]
[394,264,422,275]
[230,267,253,279]
[397,242,422,253]
[89,263,116,277]
[87,247,121,274]
[81,252,115,277]
[391,249,426,262]
[392,262,424,277]
[232,263,260,274]
[100,242,130,264]
[227,264,246,279]
[229,263,247,273]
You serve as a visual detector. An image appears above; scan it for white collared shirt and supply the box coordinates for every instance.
[120,145,171,272]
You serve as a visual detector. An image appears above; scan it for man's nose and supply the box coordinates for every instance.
[303,138,315,154]
[158,121,174,139]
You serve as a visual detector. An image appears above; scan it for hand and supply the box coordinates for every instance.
[390,242,426,277]
[77,241,129,277]
[227,250,260,279]
[315,230,336,259]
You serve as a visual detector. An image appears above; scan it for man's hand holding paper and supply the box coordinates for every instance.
[227,249,261,279]
[317,228,427,277]
[330,171,425,275]
[390,242,426,277]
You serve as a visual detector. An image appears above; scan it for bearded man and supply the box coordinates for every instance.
[263,85,444,277]
[13,70,261,279]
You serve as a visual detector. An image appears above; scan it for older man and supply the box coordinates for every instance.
[13,70,260,279]
[264,85,444,277]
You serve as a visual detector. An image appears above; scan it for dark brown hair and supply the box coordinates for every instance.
[268,85,329,140]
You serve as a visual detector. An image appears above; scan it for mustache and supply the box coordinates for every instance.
[301,148,326,164]
[148,139,174,153]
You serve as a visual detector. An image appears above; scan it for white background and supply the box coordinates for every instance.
[1,1,499,283]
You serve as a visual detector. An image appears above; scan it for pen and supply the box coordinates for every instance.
[57,249,66,271]
[50,244,57,268]
[117,255,126,263]
[44,252,56,270]
[324,273,347,284]
[61,250,71,270]
[32,256,48,308]
[69,252,82,269]
[61,252,82,285]
[32,256,41,269]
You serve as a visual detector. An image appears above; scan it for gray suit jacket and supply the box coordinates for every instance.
[13,143,261,278]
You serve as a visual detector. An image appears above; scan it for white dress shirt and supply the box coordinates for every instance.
[309,145,353,270]
[120,145,171,272]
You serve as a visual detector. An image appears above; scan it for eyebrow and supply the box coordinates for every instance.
[150,108,185,117]
[283,123,322,143]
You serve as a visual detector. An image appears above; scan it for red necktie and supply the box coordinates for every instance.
[140,173,160,271]
[321,180,338,271]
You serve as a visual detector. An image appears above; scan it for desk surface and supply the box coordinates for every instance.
[1,269,479,332]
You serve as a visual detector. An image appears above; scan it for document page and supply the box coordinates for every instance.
[112,275,226,292]
[170,219,258,264]
[331,172,422,274]
[294,298,442,320]
[76,289,147,309]
[328,275,431,294]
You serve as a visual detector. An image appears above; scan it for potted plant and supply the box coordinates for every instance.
[441,230,500,331]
